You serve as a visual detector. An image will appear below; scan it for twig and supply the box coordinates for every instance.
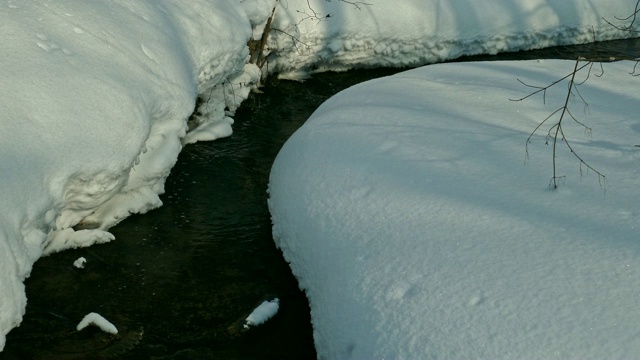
[519,59,606,189]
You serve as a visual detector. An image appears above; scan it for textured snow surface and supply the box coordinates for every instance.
[269,60,640,359]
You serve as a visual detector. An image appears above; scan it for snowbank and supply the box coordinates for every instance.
[268,60,640,358]
[0,0,275,350]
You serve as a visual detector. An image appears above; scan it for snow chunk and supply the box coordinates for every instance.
[73,257,86,269]
[76,313,118,334]
[44,228,115,256]
[244,298,280,328]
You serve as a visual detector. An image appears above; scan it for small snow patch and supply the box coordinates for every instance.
[73,257,86,269]
[76,312,118,334]
[244,298,280,329]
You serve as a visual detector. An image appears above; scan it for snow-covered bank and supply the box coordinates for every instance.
[0,0,274,350]
[268,60,640,358]
[267,0,640,79]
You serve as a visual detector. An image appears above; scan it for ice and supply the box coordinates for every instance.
[0,0,270,350]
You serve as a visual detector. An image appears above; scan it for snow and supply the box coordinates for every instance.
[73,257,86,269]
[0,0,269,350]
[244,298,280,328]
[76,312,118,335]
[1,0,640,355]
[268,60,640,358]
[267,0,640,79]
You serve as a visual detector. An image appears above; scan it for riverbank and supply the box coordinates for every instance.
[2,0,640,356]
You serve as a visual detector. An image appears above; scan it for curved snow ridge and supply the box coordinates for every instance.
[268,0,640,78]
[0,0,269,351]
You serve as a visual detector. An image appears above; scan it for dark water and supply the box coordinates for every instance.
[3,38,640,359]
[455,37,640,62]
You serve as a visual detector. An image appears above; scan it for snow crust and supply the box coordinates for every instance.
[268,60,640,358]
[2,0,640,354]
[76,312,118,335]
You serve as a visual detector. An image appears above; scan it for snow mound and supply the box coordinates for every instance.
[269,60,640,358]
[0,0,274,350]
[267,0,640,79]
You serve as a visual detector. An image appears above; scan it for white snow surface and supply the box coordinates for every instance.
[1,0,640,354]
[244,298,280,328]
[268,0,640,78]
[268,60,640,358]
[76,312,118,335]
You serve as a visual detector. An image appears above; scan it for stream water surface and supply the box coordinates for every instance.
[3,38,640,359]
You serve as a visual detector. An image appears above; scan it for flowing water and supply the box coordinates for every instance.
[3,38,640,359]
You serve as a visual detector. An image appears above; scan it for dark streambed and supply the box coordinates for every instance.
[3,38,640,359]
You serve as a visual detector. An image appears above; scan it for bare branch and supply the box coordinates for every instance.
[520,59,606,189]
[602,0,640,32]
[296,0,333,24]
[270,28,310,54]
[296,0,372,24]
[336,0,372,10]
[509,63,591,102]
